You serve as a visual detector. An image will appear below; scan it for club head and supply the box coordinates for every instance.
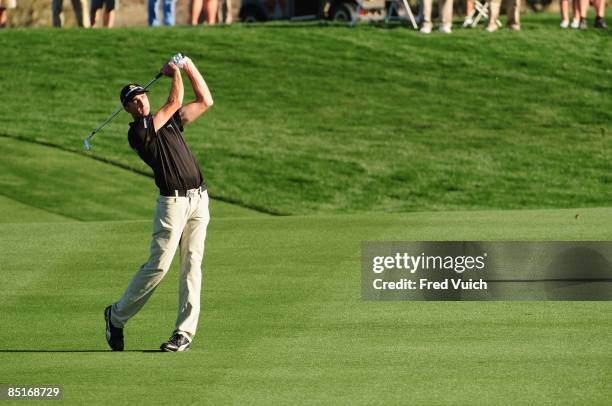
[84,136,92,151]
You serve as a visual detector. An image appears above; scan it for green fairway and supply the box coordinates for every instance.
[1,207,611,404]
[0,13,610,214]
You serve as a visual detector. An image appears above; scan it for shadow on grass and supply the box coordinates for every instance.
[0,349,162,353]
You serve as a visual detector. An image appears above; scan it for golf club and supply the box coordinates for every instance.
[84,53,185,151]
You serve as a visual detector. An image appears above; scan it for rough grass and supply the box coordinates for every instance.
[0,136,263,221]
[0,13,610,214]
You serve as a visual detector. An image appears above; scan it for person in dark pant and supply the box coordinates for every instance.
[52,0,90,27]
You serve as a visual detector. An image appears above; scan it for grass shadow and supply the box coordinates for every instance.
[0,349,162,353]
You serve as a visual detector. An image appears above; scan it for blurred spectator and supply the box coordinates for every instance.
[52,0,90,27]
[419,0,453,33]
[191,0,202,24]
[463,0,475,27]
[592,0,608,28]
[149,0,176,25]
[191,0,218,24]
[0,0,16,28]
[562,0,588,28]
[217,0,231,23]
[559,0,580,28]
[486,0,520,31]
[91,0,116,27]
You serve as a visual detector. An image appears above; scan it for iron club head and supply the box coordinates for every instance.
[84,134,93,151]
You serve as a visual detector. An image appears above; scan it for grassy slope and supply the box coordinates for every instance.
[0,195,72,223]
[0,14,610,215]
[0,136,263,221]
[1,207,611,404]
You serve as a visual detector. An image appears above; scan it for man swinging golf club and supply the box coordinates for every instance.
[105,55,213,352]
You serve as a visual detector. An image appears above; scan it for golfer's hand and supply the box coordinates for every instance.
[160,61,180,77]
[181,57,195,73]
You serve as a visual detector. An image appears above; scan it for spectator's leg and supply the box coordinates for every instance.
[52,0,64,27]
[0,7,6,28]
[205,0,218,24]
[104,10,116,27]
[593,0,607,27]
[594,0,605,17]
[191,0,203,24]
[163,0,176,25]
[104,0,116,27]
[416,0,423,24]
[225,0,232,23]
[71,0,91,27]
[91,0,100,27]
[463,0,474,26]
[487,0,501,30]
[507,0,520,28]
[560,0,569,23]
[148,0,160,26]
[578,0,588,20]
[439,0,453,28]
[420,0,433,30]
[572,0,579,18]
[466,0,474,15]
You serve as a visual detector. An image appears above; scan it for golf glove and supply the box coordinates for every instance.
[172,53,189,69]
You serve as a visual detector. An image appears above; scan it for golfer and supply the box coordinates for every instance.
[105,56,213,352]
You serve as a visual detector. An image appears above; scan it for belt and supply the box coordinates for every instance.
[160,185,207,197]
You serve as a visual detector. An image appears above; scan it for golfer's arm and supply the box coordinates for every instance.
[153,70,184,132]
[180,61,214,125]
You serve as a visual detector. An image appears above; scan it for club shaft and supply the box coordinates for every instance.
[92,105,124,135]
[143,72,163,89]
[90,72,163,137]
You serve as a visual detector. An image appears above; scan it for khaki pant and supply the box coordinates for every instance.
[52,0,90,27]
[421,0,454,28]
[111,189,210,339]
[489,0,521,26]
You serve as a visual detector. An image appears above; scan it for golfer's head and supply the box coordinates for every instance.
[120,84,150,118]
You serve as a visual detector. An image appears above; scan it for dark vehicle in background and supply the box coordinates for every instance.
[239,0,387,22]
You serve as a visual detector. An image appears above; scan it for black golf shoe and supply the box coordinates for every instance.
[594,17,608,29]
[160,332,191,352]
[104,306,124,351]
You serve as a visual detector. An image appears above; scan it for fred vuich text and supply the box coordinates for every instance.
[373,278,488,290]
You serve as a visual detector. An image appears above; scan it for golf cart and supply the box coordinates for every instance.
[239,0,387,22]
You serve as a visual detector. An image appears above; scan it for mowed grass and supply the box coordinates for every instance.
[1,205,611,404]
[0,14,610,214]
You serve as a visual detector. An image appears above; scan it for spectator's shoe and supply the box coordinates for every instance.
[509,24,521,31]
[439,24,452,33]
[570,19,580,29]
[160,332,191,352]
[560,20,569,28]
[485,24,499,32]
[104,306,124,351]
[579,18,588,29]
[463,16,474,27]
[419,25,432,34]
[594,17,608,29]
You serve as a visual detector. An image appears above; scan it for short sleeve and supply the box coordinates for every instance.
[128,115,155,151]
[172,110,184,132]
